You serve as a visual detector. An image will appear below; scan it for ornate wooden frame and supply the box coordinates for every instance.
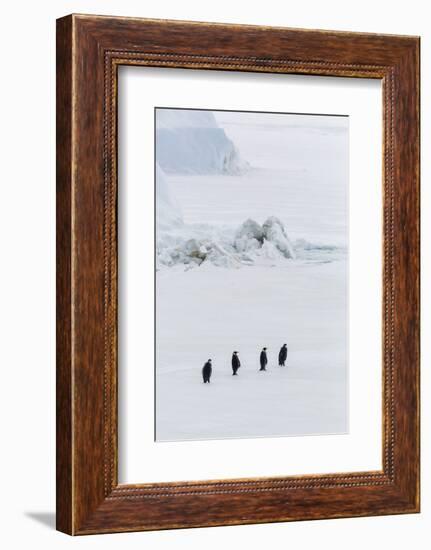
[56,14,420,535]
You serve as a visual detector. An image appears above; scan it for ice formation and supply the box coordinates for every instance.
[153,157,342,270]
[156,109,248,175]
[262,216,296,259]
[154,110,345,270]
[156,216,297,270]
[234,219,264,253]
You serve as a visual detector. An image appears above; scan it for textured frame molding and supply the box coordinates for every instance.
[57,14,420,535]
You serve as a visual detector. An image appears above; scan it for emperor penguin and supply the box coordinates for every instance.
[259,348,268,371]
[232,351,241,375]
[202,359,212,383]
[278,344,288,366]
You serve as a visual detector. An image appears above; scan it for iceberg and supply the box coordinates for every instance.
[156,109,248,175]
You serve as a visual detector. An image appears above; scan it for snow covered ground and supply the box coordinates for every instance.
[156,261,347,441]
[155,109,349,442]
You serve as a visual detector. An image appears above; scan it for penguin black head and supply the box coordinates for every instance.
[208,359,212,362]
[263,347,267,351]
[283,343,287,346]
[233,351,238,354]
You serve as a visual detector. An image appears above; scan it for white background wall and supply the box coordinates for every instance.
[0,1,427,548]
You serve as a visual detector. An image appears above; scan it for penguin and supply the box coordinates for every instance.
[278,344,288,366]
[202,359,212,383]
[259,347,268,371]
[232,351,241,375]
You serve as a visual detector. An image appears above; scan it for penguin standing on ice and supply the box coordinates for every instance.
[202,359,212,383]
[259,348,268,371]
[278,344,288,367]
[231,351,241,375]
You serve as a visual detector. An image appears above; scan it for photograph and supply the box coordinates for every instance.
[155,107,349,442]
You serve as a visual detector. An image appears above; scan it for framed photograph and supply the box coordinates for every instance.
[56,14,420,535]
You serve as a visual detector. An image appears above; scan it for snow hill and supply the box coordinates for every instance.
[156,109,248,175]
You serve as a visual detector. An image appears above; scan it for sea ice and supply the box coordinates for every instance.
[153,110,349,442]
